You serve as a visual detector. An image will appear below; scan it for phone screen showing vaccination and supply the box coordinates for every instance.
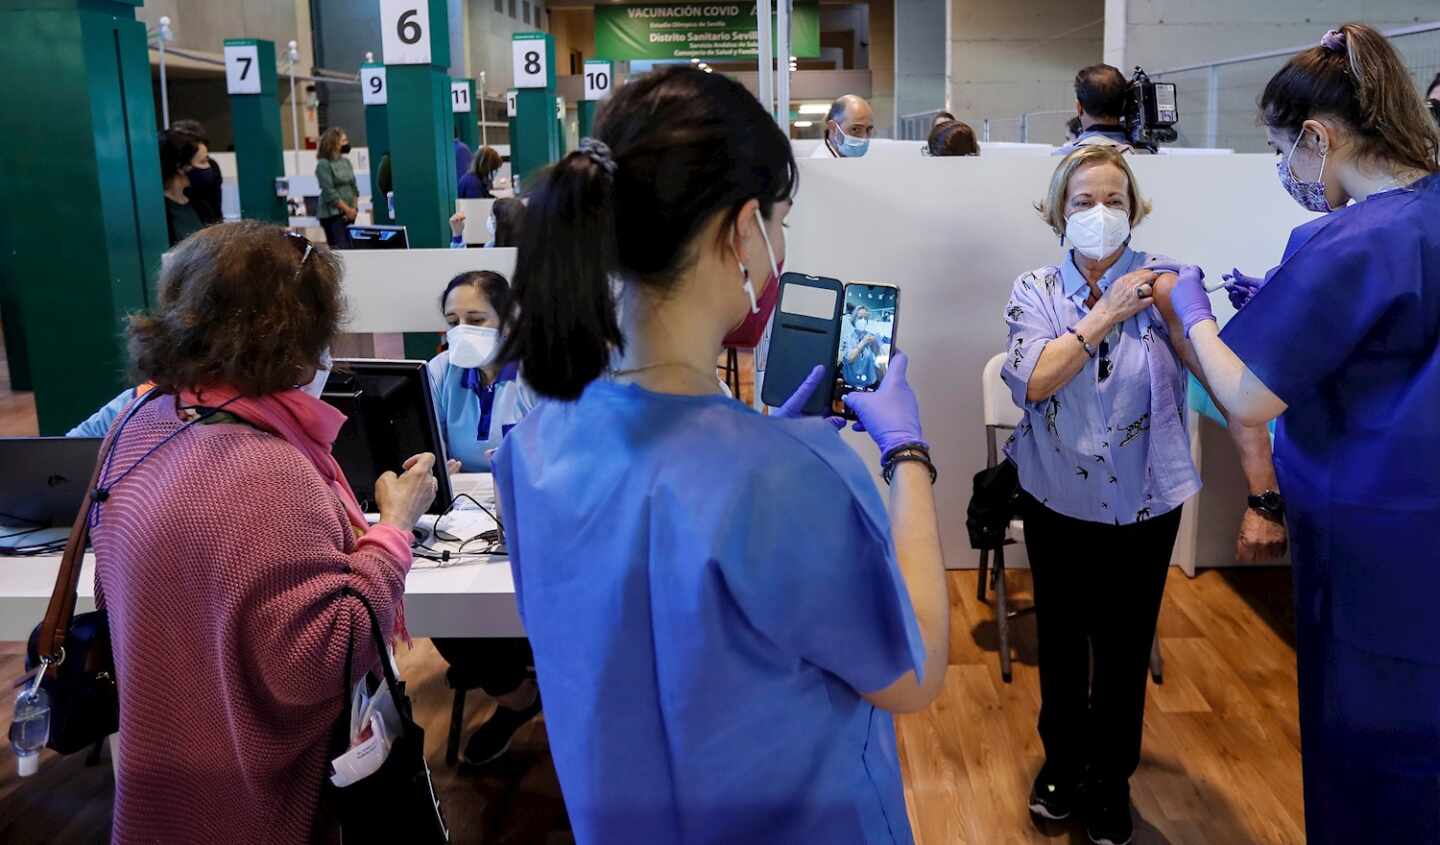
[837,283,897,393]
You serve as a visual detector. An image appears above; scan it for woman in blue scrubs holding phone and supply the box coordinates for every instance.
[1158,24,1440,844]
[492,66,949,844]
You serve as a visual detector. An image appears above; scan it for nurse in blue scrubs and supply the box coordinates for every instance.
[427,271,535,471]
[1158,24,1440,844]
[493,66,948,844]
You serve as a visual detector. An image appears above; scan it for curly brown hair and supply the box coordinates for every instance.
[128,221,345,396]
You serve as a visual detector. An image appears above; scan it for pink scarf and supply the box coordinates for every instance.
[179,386,410,642]
[181,385,370,531]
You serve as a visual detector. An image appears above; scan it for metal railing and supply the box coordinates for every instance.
[979,21,1440,151]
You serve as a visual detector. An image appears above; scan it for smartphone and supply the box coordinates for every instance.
[759,273,845,415]
[833,282,900,419]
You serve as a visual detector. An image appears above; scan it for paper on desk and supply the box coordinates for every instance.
[435,508,498,542]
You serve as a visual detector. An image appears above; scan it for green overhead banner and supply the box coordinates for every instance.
[595,3,820,62]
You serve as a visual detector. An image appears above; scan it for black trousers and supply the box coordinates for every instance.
[1020,492,1181,787]
[319,214,351,249]
[431,637,534,698]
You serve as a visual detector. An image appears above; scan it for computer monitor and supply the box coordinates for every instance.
[323,359,452,516]
[346,224,409,250]
[0,437,103,527]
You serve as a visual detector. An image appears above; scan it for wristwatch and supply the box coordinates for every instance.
[1247,490,1286,522]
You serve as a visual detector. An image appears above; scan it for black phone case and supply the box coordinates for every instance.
[760,273,845,415]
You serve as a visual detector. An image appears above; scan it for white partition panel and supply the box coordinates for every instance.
[786,154,1314,569]
[340,248,518,333]
[457,198,498,244]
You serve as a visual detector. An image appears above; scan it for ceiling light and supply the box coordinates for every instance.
[798,103,828,114]
[793,120,813,128]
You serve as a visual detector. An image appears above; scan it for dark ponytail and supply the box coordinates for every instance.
[1260,22,1439,175]
[500,65,798,401]
[500,153,621,400]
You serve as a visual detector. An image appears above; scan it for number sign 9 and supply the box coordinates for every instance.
[360,67,388,105]
[224,44,262,95]
[381,0,432,65]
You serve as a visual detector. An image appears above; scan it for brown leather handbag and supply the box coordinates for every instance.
[24,423,120,755]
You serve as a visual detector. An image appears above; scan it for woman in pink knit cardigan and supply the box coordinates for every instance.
[91,221,438,844]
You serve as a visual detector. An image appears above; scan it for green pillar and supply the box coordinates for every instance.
[361,63,392,224]
[452,77,478,151]
[511,32,560,188]
[384,0,454,248]
[381,0,453,359]
[556,95,568,157]
[225,39,287,223]
[579,59,613,139]
[0,0,168,433]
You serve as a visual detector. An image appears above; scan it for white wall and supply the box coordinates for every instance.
[468,0,548,94]
[784,154,1314,569]
[1115,0,1440,152]
[895,0,948,118]
[949,0,1104,140]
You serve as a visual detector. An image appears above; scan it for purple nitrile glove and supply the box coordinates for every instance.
[772,365,828,419]
[1222,267,1265,311]
[842,350,927,459]
[1147,262,1217,337]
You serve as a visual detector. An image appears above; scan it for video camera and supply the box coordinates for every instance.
[1123,67,1178,151]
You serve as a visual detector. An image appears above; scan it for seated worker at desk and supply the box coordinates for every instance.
[428,269,543,766]
[428,271,536,472]
[68,384,154,437]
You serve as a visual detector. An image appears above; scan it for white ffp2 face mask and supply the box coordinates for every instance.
[1065,204,1131,260]
[447,325,499,369]
[299,349,333,399]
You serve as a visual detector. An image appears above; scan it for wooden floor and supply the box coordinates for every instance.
[0,334,1304,843]
[0,568,1303,845]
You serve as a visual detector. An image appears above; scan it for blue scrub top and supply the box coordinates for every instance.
[493,381,926,844]
[68,388,137,437]
[1222,174,1440,666]
[427,352,534,471]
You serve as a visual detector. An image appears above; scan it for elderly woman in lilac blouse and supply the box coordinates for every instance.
[1001,146,1278,845]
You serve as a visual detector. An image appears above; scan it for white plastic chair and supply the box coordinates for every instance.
[978,353,1164,685]
[979,353,1029,682]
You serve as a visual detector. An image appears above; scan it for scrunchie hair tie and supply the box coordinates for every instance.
[1320,28,1347,53]
[578,137,617,176]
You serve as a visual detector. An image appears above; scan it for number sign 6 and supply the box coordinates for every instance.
[381,0,432,65]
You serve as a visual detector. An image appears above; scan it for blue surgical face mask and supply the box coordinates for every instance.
[1277,130,1333,213]
[836,129,870,158]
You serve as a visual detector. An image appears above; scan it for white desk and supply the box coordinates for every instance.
[0,475,522,641]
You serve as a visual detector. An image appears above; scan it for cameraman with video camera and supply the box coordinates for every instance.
[1055,64,1154,156]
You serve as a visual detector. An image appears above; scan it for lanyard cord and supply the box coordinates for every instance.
[90,391,242,526]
